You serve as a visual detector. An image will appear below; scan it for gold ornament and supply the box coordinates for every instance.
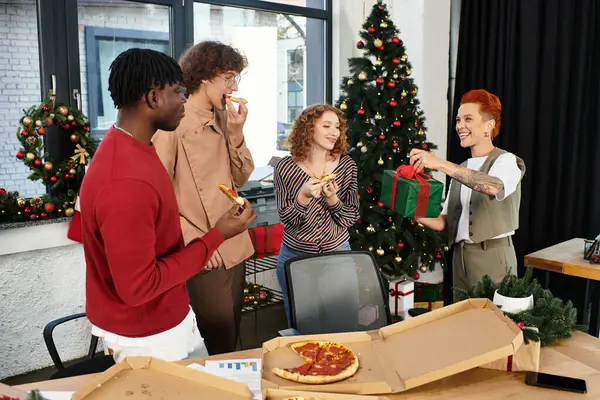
[401,53,408,62]
[418,128,425,136]
[417,222,424,228]
[58,106,68,116]
[401,90,407,98]
[357,141,364,147]
[30,197,43,209]
[374,57,382,66]
[26,136,36,145]
[44,162,53,172]
[70,134,79,143]
[443,245,449,252]
[22,117,32,127]
[26,152,35,161]
[347,78,354,85]
[67,115,74,121]
[244,288,249,294]
[368,246,374,252]
[35,120,42,127]
[17,198,27,208]
[406,68,412,76]
[376,247,385,256]
[378,157,384,166]
[65,208,75,217]
[358,71,368,81]
[420,264,428,273]
[375,112,383,120]
[69,168,76,175]
[253,301,259,306]
[340,102,348,111]
[380,21,388,28]
[373,39,383,48]
[366,224,375,233]
[361,146,368,153]
[394,256,402,263]
[393,73,399,79]
[391,224,396,231]
[71,144,89,165]
[411,86,419,95]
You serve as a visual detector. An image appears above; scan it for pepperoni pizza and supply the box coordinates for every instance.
[272,340,359,384]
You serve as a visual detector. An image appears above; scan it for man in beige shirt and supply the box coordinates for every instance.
[153,41,255,355]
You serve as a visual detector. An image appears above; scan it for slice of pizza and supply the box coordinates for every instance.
[227,95,248,105]
[317,173,336,183]
[217,184,245,207]
[272,341,359,385]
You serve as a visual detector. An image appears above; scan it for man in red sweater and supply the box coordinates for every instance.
[79,48,256,362]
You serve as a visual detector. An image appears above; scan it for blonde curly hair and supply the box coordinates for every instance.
[286,104,348,161]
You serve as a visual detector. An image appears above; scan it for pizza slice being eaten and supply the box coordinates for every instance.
[218,184,245,207]
[272,340,359,384]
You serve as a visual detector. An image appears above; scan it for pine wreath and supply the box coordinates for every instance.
[0,93,97,223]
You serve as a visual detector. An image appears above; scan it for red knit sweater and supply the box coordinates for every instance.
[80,127,223,337]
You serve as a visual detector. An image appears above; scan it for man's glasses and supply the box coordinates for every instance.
[217,74,242,87]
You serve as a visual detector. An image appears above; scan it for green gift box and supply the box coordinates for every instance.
[415,282,443,302]
[381,168,444,218]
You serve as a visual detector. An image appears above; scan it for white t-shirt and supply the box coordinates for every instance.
[441,152,522,244]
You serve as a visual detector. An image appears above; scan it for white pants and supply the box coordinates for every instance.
[91,306,208,363]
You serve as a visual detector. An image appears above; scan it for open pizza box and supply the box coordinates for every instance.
[0,382,29,398]
[71,356,253,399]
[262,298,523,395]
[263,387,390,399]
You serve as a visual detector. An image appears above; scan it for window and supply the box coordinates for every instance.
[193,1,329,169]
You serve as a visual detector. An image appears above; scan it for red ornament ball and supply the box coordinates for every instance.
[379,134,386,140]
[42,104,50,112]
[29,213,38,221]
[387,81,396,88]
[63,123,70,130]
[367,187,373,194]
[414,122,419,128]
[64,173,73,180]
[46,118,54,127]
[393,141,399,148]
[40,212,48,219]
[379,45,385,50]
[356,41,365,49]
[413,273,420,280]
[37,127,46,135]
[243,297,250,304]
[422,143,428,150]
[397,241,405,248]
[435,254,441,259]
[83,125,89,132]
[33,159,42,168]
[16,150,25,159]
[71,121,77,127]
[392,37,402,45]
[389,99,398,107]
[44,202,55,213]
[517,322,525,329]
[393,120,401,127]
[392,57,401,65]
[377,202,384,208]
[379,5,385,10]
[50,176,57,183]
[368,26,375,33]
[23,207,32,216]
[376,77,385,85]
[20,130,28,137]
[357,108,366,116]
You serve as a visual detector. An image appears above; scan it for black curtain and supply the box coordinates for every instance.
[448,0,600,314]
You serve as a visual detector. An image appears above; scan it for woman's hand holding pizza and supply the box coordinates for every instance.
[298,178,326,205]
[322,180,339,206]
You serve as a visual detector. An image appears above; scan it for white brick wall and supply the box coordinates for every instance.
[0,1,45,198]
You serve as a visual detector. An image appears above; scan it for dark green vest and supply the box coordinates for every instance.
[446,147,526,245]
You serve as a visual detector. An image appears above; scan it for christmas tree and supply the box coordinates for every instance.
[336,0,448,277]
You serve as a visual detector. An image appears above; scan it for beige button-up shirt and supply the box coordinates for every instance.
[152,100,255,269]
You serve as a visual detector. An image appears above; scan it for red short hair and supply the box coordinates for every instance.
[460,89,502,139]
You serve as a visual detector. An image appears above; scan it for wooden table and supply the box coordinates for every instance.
[17,332,600,399]
[524,238,600,337]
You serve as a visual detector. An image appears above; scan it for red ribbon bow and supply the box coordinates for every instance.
[389,280,415,316]
[391,165,432,218]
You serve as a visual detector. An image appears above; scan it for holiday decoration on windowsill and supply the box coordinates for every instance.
[243,282,274,309]
[335,0,448,277]
[381,165,444,218]
[454,266,587,347]
[0,92,97,224]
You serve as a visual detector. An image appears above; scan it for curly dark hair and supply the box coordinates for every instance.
[286,104,348,161]
[179,41,248,94]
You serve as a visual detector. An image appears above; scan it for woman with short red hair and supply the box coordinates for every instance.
[410,89,526,298]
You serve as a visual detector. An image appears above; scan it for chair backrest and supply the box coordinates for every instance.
[284,251,391,335]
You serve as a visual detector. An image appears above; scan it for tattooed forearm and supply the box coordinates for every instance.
[450,166,504,195]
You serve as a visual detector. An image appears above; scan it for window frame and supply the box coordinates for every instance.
[84,27,170,139]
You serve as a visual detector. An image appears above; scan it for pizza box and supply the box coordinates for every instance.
[261,298,523,395]
[263,388,390,399]
[0,382,29,398]
[71,356,253,399]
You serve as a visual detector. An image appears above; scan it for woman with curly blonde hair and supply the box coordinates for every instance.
[274,104,359,329]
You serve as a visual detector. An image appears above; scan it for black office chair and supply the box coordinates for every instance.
[43,313,115,379]
[279,251,393,336]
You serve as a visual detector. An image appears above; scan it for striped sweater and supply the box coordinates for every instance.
[274,154,359,253]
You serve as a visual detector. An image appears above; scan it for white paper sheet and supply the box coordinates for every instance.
[188,358,262,400]
[39,392,74,400]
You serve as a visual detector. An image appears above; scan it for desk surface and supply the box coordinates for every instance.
[17,332,600,399]
[525,238,600,281]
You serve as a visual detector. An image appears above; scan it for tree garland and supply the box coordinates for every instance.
[0,93,96,223]
[454,266,587,347]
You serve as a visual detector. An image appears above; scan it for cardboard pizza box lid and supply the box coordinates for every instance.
[264,388,390,399]
[0,382,29,398]
[71,356,253,399]
[261,299,523,395]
